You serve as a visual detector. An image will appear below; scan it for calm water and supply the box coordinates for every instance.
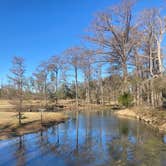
[0,111,166,166]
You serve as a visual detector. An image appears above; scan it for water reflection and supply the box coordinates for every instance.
[0,111,166,166]
[163,135,166,144]
[15,136,26,166]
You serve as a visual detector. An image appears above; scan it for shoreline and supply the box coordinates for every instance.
[0,112,68,140]
[114,107,166,133]
[1,102,166,140]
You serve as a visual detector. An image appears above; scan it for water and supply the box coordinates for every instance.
[0,111,166,166]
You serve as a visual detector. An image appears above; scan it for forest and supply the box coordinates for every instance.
[1,0,166,111]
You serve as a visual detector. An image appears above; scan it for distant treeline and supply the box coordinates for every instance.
[1,0,166,109]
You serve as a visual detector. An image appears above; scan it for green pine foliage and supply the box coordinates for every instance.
[118,92,133,107]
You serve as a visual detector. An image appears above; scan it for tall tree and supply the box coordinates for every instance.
[141,8,166,77]
[8,56,26,125]
[48,55,61,104]
[80,49,95,103]
[33,61,49,107]
[87,0,139,91]
[64,47,83,106]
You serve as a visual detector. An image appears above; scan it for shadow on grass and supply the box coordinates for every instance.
[0,124,13,130]
[0,120,41,140]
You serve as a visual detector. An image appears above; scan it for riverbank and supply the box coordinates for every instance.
[114,107,166,133]
[0,99,112,112]
[0,112,68,140]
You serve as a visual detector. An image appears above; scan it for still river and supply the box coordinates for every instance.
[0,111,166,166]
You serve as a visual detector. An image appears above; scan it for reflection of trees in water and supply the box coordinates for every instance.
[135,137,164,166]
[75,111,79,154]
[14,136,26,166]
[37,127,60,156]
[9,112,166,166]
[107,119,140,165]
[108,118,166,166]
[56,125,60,144]
[99,111,103,146]
[35,113,97,164]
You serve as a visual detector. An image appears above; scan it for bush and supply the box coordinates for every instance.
[118,92,133,107]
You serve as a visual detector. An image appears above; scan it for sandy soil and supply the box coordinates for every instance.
[114,108,137,118]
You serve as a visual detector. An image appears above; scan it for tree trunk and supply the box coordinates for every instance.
[149,47,153,77]
[55,70,58,104]
[100,81,104,105]
[74,67,79,107]
[76,111,79,150]
[157,39,162,74]
[44,76,47,108]
[19,84,23,125]
[122,62,128,92]
[149,80,155,108]
[85,77,90,103]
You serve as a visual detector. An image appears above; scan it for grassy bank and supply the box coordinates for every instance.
[114,107,166,133]
[0,99,114,113]
[0,112,68,140]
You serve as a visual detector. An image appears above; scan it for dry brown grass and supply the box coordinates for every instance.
[0,111,68,140]
[114,108,137,118]
[0,99,113,112]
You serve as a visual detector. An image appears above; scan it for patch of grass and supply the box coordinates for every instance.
[0,111,68,140]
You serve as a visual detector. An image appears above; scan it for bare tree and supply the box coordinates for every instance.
[87,0,139,91]
[8,56,26,125]
[96,63,104,104]
[80,49,95,103]
[47,55,61,104]
[133,8,166,107]
[64,47,83,106]
[141,8,166,77]
[33,61,49,107]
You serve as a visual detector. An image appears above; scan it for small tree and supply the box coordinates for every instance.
[118,92,133,107]
[56,83,72,99]
[8,56,26,125]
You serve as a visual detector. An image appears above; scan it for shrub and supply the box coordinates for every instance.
[118,92,133,107]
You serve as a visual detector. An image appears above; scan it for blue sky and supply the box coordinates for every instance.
[0,0,163,83]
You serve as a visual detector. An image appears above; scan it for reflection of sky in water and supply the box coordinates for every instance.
[128,135,137,144]
[163,135,166,144]
[0,111,166,166]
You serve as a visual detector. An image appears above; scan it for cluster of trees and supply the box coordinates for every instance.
[1,0,166,111]
[87,0,166,108]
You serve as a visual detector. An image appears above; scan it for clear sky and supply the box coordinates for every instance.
[0,0,163,83]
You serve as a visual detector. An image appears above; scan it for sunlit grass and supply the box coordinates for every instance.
[0,111,68,140]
